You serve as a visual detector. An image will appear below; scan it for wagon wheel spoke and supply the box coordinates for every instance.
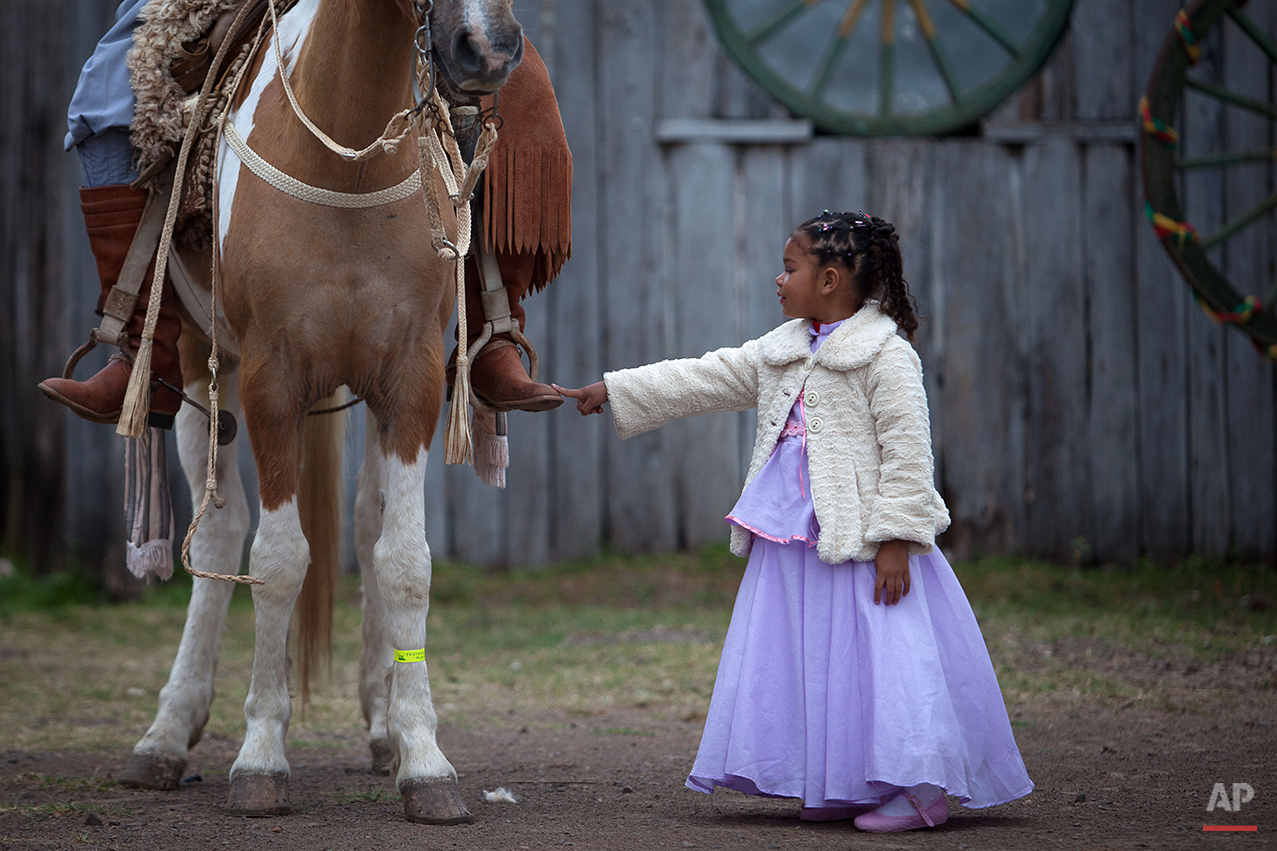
[1183,77,1277,119]
[943,0,1020,55]
[704,0,1075,136]
[1200,191,1277,250]
[746,0,829,46]
[1227,6,1277,63]
[878,0,896,115]
[909,0,962,103]
[1139,0,1277,357]
[809,0,870,97]
[1175,147,1277,170]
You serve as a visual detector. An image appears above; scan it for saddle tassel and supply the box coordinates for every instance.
[118,335,156,438]
[444,258,473,466]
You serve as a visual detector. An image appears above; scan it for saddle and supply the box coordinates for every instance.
[168,0,270,94]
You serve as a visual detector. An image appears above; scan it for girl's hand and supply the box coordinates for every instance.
[873,540,911,605]
[552,382,608,416]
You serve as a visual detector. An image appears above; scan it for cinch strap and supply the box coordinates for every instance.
[394,648,426,663]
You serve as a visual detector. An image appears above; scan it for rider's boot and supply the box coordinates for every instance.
[452,250,562,413]
[38,185,184,428]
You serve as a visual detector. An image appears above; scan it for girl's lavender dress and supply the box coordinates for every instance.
[686,322,1033,810]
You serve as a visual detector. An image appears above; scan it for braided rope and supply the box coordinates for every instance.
[179,137,263,587]
[1144,201,1198,245]
[1193,291,1262,326]
[1175,9,1201,64]
[1139,96,1178,149]
[266,0,415,161]
[117,0,269,439]
[224,123,423,206]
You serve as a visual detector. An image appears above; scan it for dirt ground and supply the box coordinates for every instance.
[3,689,1274,851]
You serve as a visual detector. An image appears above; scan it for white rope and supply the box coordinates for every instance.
[266,0,414,161]
[223,122,422,207]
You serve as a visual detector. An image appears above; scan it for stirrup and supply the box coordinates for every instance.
[59,328,127,381]
[462,248,542,413]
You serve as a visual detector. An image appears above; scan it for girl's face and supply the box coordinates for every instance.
[776,234,832,320]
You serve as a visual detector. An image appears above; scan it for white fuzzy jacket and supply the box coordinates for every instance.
[604,303,951,565]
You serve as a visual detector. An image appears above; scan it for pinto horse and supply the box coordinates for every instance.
[118,0,523,824]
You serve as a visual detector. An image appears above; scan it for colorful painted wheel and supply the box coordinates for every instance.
[1140,0,1277,358]
[702,0,1075,135]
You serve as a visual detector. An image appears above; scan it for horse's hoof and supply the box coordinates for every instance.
[400,777,474,825]
[224,771,291,816]
[118,752,185,791]
[369,739,395,776]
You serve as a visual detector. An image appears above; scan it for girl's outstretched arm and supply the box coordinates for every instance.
[873,540,911,605]
[553,382,608,416]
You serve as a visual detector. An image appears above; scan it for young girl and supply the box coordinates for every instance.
[554,211,1032,833]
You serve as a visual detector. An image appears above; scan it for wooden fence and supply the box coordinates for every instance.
[2,0,1273,585]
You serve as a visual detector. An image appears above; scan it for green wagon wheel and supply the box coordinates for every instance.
[1140,0,1277,359]
[702,0,1075,136]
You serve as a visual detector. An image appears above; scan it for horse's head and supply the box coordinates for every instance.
[408,0,523,96]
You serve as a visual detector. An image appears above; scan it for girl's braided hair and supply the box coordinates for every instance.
[795,210,920,341]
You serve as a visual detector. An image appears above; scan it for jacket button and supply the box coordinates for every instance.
[804,390,820,408]
[808,417,824,434]
[803,355,815,370]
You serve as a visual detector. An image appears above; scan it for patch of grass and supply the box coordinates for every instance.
[961,555,1277,659]
[0,560,106,615]
[333,786,389,803]
[0,799,131,819]
[6,773,119,794]
[1,549,1273,753]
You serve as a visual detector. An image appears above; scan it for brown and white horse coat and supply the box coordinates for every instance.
[126,0,524,822]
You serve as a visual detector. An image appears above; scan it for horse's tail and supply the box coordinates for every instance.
[295,388,347,705]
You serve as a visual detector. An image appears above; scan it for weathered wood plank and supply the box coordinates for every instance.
[865,141,933,340]
[1181,26,1231,557]
[865,141,940,508]
[667,142,739,548]
[1133,0,1191,559]
[790,138,868,224]
[736,147,788,477]
[1221,2,1277,560]
[1071,0,1133,120]
[1083,144,1139,564]
[0,0,73,577]
[929,141,1025,559]
[598,0,676,552]
[654,119,813,144]
[659,0,716,120]
[445,312,506,566]
[545,0,603,562]
[1021,139,1089,560]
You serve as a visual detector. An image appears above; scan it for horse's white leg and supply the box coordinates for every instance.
[355,414,393,774]
[376,451,472,824]
[224,496,309,816]
[120,377,249,790]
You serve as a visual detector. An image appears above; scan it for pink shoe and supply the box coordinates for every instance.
[799,804,877,822]
[853,794,949,833]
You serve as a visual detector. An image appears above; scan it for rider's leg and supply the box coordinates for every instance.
[38,129,183,428]
[458,249,562,412]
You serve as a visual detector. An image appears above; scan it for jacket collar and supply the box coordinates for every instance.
[761,302,899,371]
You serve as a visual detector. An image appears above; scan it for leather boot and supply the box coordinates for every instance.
[38,185,184,429]
[453,250,562,413]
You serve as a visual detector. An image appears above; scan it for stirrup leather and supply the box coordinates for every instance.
[60,172,172,382]
[463,247,542,406]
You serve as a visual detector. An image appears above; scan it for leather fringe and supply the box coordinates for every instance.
[480,39,572,294]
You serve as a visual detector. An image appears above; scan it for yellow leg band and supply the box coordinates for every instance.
[394,648,426,663]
